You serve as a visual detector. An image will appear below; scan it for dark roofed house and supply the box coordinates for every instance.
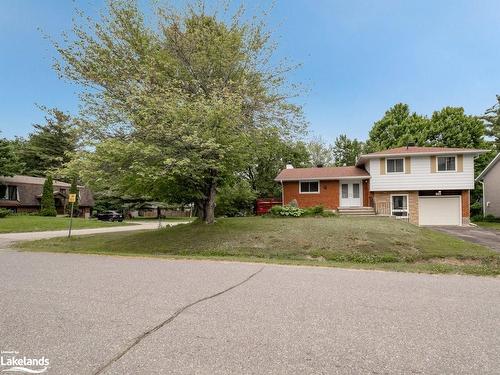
[0,175,94,217]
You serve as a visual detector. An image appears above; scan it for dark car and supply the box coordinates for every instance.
[96,210,124,222]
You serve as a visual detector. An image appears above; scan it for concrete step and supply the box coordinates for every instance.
[338,207,376,216]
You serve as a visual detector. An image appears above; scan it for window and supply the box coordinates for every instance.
[437,156,456,172]
[299,181,319,194]
[0,185,18,201]
[391,195,408,217]
[341,184,348,198]
[387,158,404,173]
[352,183,360,199]
[60,188,67,195]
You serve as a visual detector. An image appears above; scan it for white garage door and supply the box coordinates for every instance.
[419,196,461,226]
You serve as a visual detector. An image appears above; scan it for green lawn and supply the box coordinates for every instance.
[0,215,133,233]
[17,216,500,276]
[475,221,500,230]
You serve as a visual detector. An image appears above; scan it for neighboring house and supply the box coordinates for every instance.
[275,146,486,226]
[476,153,500,217]
[0,175,94,217]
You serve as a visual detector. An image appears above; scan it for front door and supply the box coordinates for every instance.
[339,180,362,207]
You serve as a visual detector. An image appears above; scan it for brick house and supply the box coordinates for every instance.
[275,146,485,226]
[0,175,94,217]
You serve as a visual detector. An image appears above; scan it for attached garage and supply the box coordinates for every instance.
[418,196,462,226]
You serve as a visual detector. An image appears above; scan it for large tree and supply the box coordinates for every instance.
[332,134,364,166]
[365,103,429,152]
[54,1,304,223]
[306,137,333,167]
[481,95,500,150]
[19,108,79,176]
[0,133,22,177]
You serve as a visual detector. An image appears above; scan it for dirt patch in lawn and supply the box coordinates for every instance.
[416,258,483,266]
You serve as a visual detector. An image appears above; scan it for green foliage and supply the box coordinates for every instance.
[0,208,12,218]
[481,95,500,150]
[306,137,333,167]
[215,180,257,217]
[243,130,309,198]
[0,133,22,177]
[306,205,324,215]
[17,108,79,177]
[54,0,304,224]
[470,201,482,216]
[269,205,305,217]
[332,134,365,166]
[39,176,57,217]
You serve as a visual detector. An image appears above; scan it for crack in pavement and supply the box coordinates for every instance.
[93,266,265,375]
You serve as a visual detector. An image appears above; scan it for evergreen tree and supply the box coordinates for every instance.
[481,95,500,150]
[0,134,22,177]
[40,176,57,216]
[332,134,364,166]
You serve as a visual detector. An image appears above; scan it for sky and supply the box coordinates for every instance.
[0,0,499,142]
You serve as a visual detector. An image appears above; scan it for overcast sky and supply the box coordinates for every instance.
[0,0,499,141]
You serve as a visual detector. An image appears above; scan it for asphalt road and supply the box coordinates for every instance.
[0,251,499,375]
[432,225,500,252]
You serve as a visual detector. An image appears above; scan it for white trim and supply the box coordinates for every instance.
[275,176,370,182]
[339,180,363,207]
[386,157,405,174]
[299,180,320,194]
[356,149,487,166]
[476,152,500,181]
[436,155,457,173]
[390,194,409,218]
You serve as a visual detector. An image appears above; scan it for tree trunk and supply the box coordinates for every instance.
[196,178,217,224]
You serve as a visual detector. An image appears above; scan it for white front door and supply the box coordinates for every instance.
[340,180,362,207]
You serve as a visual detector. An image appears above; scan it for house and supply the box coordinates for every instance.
[275,146,486,226]
[476,153,500,217]
[0,175,94,217]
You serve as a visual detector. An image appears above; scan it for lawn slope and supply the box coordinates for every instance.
[18,216,500,276]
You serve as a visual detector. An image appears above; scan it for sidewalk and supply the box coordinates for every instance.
[0,220,190,248]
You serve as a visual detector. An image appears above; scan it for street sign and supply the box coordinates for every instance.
[68,194,77,203]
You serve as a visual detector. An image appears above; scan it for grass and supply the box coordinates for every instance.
[17,216,500,276]
[130,216,196,222]
[0,215,133,233]
[475,221,500,230]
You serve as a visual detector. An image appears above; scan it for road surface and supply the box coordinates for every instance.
[0,251,498,374]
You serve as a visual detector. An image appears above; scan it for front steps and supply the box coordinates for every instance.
[337,207,376,216]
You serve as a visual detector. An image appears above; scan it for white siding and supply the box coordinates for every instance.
[369,155,475,191]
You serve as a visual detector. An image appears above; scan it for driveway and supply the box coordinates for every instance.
[0,251,498,374]
[432,225,500,252]
[0,220,189,248]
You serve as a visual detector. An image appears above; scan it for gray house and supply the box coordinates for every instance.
[476,153,500,217]
[0,175,94,217]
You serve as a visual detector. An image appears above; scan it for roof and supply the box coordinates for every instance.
[476,153,500,181]
[0,175,71,187]
[274,166,370,181]
[356,146,487,166]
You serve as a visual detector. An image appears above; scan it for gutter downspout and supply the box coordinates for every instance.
[480,181,486,216]
[280,180,284,207]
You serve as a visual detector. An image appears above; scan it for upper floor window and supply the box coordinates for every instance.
[387,158,404,173]
[0,185,18,201]
[299,180,319,194]
[437,156,456,172]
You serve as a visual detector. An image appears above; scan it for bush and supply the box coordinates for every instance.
[215,180,257,217]
[0,208,12,218]
[471,214,484,222]
[484,214,500,223]
[269,205,305,217]
[470,201,482,216]
[304,205,324,215]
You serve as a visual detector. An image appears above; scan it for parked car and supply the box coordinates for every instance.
[96,210,124,222]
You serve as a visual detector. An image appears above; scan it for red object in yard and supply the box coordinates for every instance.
[256,198,282,215]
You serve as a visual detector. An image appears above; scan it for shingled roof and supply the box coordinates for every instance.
[274,166,369,181]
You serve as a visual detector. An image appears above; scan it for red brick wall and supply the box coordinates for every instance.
[363,179,370,207]
[283,180,339,209]
[462,190,470,220]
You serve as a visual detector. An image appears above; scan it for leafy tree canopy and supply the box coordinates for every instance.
[56,0,304,223]
[481,95,500,150]
[306,137,333,167]
[332,134,364,167]
[0,133,22,177]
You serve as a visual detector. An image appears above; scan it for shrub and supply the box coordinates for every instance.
[305,205,324,215]
[269,205,305,217]
[470,201,482,216]
[484,214,500,223]
[39,176,57,217]
[470,214,484,222]
[215,180,257,217]
[0,208,12,218]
